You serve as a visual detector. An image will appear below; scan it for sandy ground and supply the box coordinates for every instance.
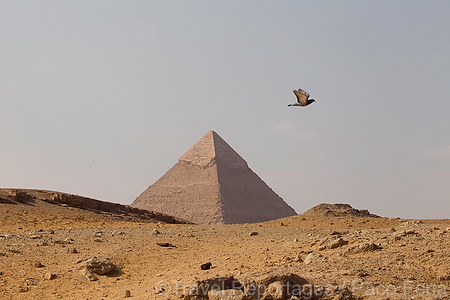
[1,190,450,300]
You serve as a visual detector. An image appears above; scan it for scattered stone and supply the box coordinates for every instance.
[304,253,323,265]
[69,248,78,254]
[334,287,355,300]
[31,260,44,268]
[330,230,342,236]
[439,272,450,281]
[208,289,246,300]
[249,232,258,236]
[262,280,286,300]
[18,285,29,293]
[82,256,117,275]
[7,248,21,254]
[156,242,176,247]
[292,255,303,263]
[329,237,348,249]
[112,231,126,236]
[24,278,39,286]
[153,229,161,235]
[29,235,42,239]
[344,242,382,255]
[355,270,369,278]
[55,238,74,245]
[124,289,131,298]
[188,276,241,298]
[37,241,50,246]
[44,272,56,280]
[318,237,348,250]
[399,220,423,228]
[80,268,98,281]
[201,262,212,270]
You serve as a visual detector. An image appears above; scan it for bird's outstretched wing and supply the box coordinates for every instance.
[293,88,310,105]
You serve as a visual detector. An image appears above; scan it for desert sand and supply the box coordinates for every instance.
[1,189,449,300]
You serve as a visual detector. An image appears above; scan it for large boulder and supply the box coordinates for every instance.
[207,289,246,300]
[81,256,118,275]
[187,276,243,298]
[240,270,308,300]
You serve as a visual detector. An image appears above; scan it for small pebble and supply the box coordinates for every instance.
[31,260,44,268]
[44,272,56,280]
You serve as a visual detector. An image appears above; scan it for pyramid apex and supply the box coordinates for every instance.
[179,131,248,169]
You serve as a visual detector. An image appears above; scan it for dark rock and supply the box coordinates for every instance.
[124,290,131,298]
[14,191,33,203]
[201,262,212,270]
[156,242,176,248]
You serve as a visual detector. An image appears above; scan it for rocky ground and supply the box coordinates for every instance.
[1,190,449,300]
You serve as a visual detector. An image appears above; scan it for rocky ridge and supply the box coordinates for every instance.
[0,188,190,226]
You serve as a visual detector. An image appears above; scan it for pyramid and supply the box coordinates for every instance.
[131,131,297,224]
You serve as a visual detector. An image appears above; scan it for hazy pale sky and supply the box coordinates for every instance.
[1,1,449,219]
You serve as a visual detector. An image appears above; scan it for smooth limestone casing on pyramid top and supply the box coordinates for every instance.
[179,130,248,170]
[131,131,297,224]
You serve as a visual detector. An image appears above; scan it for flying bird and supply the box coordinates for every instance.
[288,88,316,107]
